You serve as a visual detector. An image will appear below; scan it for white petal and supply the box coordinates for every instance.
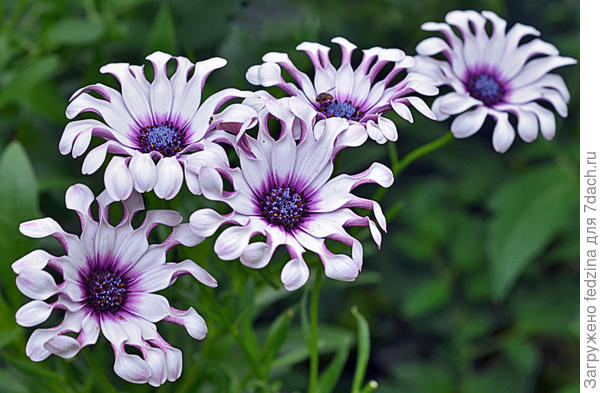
[491,112,516,153]
[65,183,94,219]
[190,209,249,237]
[436,92,481,116]
[366,121,386,144]
[113,346,152,384]
[528,102,557,140]
[44,335,81,359]
[127,244,167,275]
[132,259,217,292]
[171,57,228,126]
[391,101,413,123]
[334,63,354,102]
[406,96,437,120]
[168,223,204,247]
[509,56,577,89]
[19,217,63,239]
[16,269,59,300]
[331,37,357,65]
[129,152,157,193]
[416,37,451,56]
[377,116,398,142]
[12,250,55,274]
[271,128,296,184]
[164,347,183,382]
[79,313,101,347]
[145,347,167,387]
[71,128,92,158]
[280,258,309,291]
[164,307,207,340]
[450,107,488,138]
[323,253,359,282]
[16,300,54,327]
[516,108,539,142]
[246,63,283,87]
[154,157,184,200]
[105,156,134,201]
[146,51,174,123]
[240,242,272,269]
[81,142,109,175]
[126,293,170,323]
[214,225,259,261]
[100,63,153,127]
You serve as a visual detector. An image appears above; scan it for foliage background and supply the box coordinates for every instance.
[0,0,579,392]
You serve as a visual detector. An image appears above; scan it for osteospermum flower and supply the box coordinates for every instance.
[187,103,393,291]
[13,184,217,386]
[246,37,438,144]
[60,51,250,200]
[413,10,576,152]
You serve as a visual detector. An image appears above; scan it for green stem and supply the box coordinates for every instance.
[359,381,379,393]
[308,271,323,393]
[231,326,265,380]
[201,287,265,380]
[375,132,453,201]
[83,348,119,393]
[393,132,453,175]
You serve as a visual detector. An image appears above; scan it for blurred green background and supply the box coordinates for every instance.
[0,0,579,392]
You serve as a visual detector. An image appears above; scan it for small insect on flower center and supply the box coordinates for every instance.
[316,93,362,121]
[466,73,504,107]
[138,122,185,157]
[85,270,128,313]
[261,186,307,230]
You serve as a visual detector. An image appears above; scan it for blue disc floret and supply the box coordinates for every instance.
[261,186,308,230]
[466,73,505,107]
[85,270,128,313]
[138,122,186,156]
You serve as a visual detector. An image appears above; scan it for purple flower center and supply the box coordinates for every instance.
[466,73,504,107]
[138,122,185,157]
[85,270,128,313]
[261,186,307,230]
[318,99,362,121]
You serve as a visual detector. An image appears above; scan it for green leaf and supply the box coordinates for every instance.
[392,362,453,393]
[146,4,177,54]
[555,384,580,393]
[0,369,28,393]
[3,354,66,381]
[487,166,577,299]
[0,142,40,306]
[351,306,370,393]
[271,325,353,371]
[401,275,451,318]
[317,342,350,393]
[46,18,105,46]
[0,328,22,350]
[261,309,292,375]
[0,56,59,108]
[502,338,540,372]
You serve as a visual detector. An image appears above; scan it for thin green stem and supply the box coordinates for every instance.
[375,132,453,201]
[201,287,265,380]
[258,268,280,289]
[83,348,119,393]
[359,381,379,393]
[231,326,266,380]
[308,271,323,393]
[393,132,453,175]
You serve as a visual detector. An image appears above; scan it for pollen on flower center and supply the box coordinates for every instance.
[85,270,128,313]
[138,122,185,157]
[466,73,504,107]
[261,186,307,230]
[318,96,362,121]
